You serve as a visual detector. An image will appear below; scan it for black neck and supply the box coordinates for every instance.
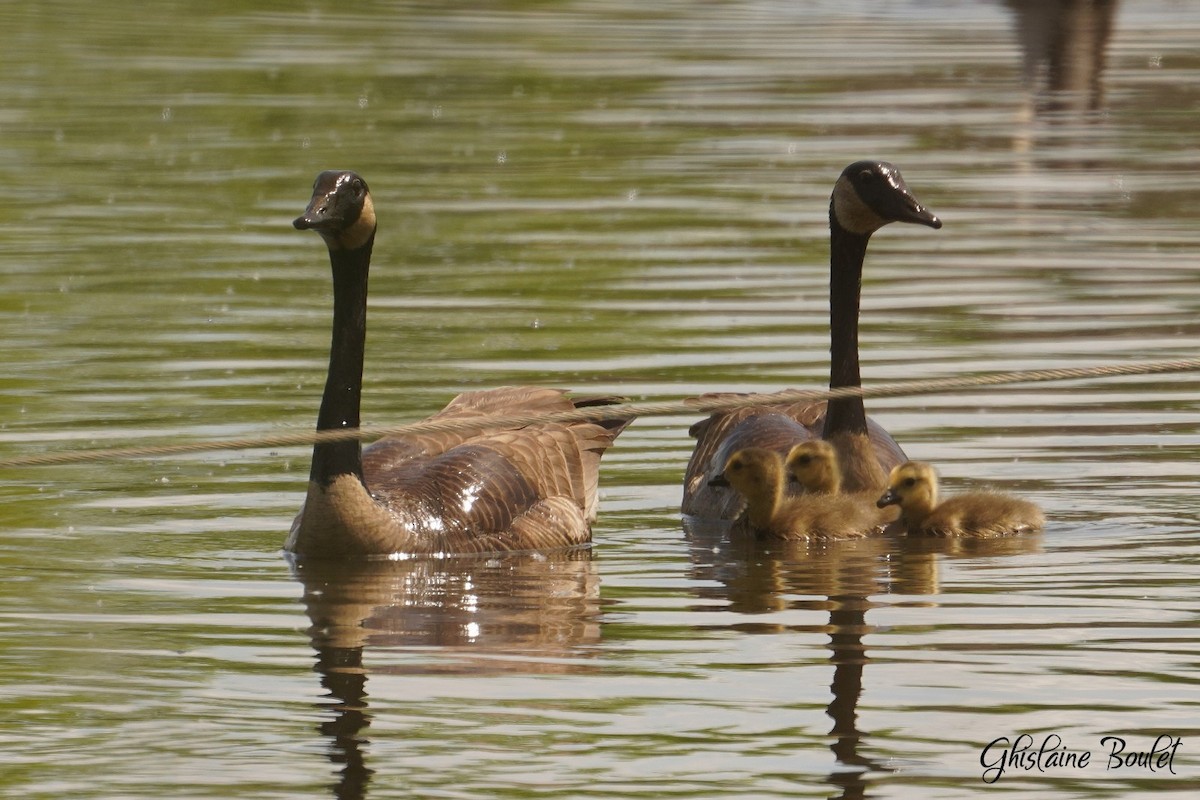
[823,214,872,437]
[310,236,374,486]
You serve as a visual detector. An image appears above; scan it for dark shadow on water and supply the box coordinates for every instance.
[683,518,1042,799]
[289,549,600,800]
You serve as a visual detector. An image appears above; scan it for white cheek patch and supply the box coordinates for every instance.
[832,177,887,236]
[338,194,376,250]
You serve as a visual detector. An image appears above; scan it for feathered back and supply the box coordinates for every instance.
[292,388,632,557]
[917,492,1046,538]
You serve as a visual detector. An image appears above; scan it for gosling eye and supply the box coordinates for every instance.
[796,455,812,465]
[902,477,917,487]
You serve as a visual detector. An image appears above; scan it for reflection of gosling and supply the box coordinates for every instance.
[877,461,1045,537]
[711,447,890,540]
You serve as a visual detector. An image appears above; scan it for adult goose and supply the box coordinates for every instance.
[682,160,941,520]
[877,461,1045,537]
[286,170,633,558]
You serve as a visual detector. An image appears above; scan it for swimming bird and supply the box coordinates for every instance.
[877,461,1045,537]
[785,440,843,494]
[683,161,942,520]
[285,170,633,558]
[710,447,891,540]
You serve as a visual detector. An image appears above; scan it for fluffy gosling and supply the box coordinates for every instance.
[712,447,891,540]
[877,461,1044,537]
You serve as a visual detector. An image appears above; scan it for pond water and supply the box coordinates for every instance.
[2,1,1200,798]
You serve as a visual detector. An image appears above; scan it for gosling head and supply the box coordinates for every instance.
[294,170,376,251]
[709,447,783,495]
[710,448,786,528]
[785,440,841,494]
[877,461,939,512]
[831,160,941,237]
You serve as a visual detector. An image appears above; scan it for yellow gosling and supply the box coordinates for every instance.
[711,447,891,540]
[785,440,842,494]
[877,461,1045,538]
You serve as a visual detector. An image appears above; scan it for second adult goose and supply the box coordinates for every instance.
[285,170,633,558]
[683,161,941,520]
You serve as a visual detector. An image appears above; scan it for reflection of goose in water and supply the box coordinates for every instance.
[682,525,899,791]
[1005,0,1118,116]
[683,498,1043,793]
[292,552,599,800]
[286,170,633,558]
[683,161,940,521]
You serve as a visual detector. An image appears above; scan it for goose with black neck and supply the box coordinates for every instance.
[682,160,941,521]
[287,170,633,558]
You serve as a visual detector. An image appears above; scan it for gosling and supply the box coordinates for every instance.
[785,440,844,494]
[877,461,1045,537]
[711,447,892,540]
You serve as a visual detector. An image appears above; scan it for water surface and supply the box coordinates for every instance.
[2,1,1200,798]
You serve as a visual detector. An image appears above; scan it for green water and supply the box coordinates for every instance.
[3,1,1200,798]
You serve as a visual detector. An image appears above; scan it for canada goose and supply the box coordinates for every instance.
[285,170,633,558]
[683,161,941,519]
[877,461,1045,537]
[710,447,891,540]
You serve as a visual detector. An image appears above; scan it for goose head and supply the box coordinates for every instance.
[785,440,841,493]
[877,460,939,513]
[294,170,377,251]
[831,160,942,237]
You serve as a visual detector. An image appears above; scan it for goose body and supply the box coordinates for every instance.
[877,461,1045,538]
[286,170,632,558]
[711,447,891,541]
[682,161,941,520]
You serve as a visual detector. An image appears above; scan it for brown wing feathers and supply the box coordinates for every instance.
[359,388,627,552]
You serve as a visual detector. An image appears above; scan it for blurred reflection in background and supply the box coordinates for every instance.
[1005,0,1119,119]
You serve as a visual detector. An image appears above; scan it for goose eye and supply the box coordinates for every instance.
[903,477,916,487]
[858,169,875,182]
[352,179,365,196]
